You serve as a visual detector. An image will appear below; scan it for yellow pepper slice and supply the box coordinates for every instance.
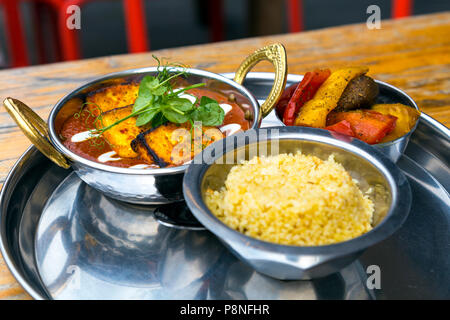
[371,103,420,142]
[294,66,369,127]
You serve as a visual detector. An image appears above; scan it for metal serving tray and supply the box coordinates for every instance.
[1,73,449,300]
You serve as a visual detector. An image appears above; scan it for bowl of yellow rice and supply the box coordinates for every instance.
[183,126,411,280]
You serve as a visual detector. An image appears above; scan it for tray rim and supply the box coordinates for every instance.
[0,147,48,299]
[1,72,449,300]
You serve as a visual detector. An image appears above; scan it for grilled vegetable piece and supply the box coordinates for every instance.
[99,105,145,158]
[324,120,354,137]
[275,82,299,118]
[283,69,331,126]
[336,75,379,111]
[371,103,420,142]
[327,110,397,144]
[295,66,369,128]
[131,123,224,167]
[86,83,140,116]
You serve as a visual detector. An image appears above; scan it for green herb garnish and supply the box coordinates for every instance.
[92,56,225,136]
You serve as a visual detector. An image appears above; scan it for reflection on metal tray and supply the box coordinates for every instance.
[0,73,449,300]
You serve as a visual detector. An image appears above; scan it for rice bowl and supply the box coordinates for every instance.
[204,152,374,246]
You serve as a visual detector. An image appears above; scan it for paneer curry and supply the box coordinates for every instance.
[59,69,251,169]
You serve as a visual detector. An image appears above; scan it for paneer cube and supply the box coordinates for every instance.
[86,83,139,116]
[99,105,147,158]
[131,123,224,167]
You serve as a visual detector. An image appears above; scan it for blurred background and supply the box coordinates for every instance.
[0,0,449,69]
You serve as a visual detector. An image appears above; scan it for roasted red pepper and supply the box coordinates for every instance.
[282,69,331,126]
[275,82,299,118]
[324,120,354,137]
[327,110,397,144]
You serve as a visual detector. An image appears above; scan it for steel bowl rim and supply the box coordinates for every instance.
[183,126,412,257]
[47,66,261,175]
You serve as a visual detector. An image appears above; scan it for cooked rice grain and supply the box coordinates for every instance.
[204,152,374,246]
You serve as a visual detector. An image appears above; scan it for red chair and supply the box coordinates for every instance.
[1,0,149,66]
[287,0,303,33]
[2,0,224,67]
[392,0,413,18]
[286,0,414,33]
[0,0,29,67]
[47,0,223,60]
[33,0,149,61]
[124,0,149,53]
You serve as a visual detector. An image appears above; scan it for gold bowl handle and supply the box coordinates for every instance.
[234,43,288,118]
[3,97,70,169]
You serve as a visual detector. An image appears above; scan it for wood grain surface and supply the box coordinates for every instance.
[0,12,449,299]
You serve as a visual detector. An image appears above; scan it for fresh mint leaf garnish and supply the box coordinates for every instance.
[135,108,159,126]
[191,98,225,126]
[151,112,167,127]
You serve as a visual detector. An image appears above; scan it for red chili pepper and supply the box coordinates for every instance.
[283,69,331,126]
[327,110,397,144]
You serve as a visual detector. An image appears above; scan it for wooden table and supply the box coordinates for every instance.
[0,12,449,300]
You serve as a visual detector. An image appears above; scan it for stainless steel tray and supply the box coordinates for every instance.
[1,73,449,300]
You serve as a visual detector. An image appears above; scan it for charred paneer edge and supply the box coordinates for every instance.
[131,123,186,167]
[131,123,224,167]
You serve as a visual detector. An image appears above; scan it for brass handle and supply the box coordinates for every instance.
[234,43,288,118]
[3,97,70,169]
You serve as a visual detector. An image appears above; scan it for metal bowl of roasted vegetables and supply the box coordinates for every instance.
[3,43,288,204]
[274,67,421,162]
